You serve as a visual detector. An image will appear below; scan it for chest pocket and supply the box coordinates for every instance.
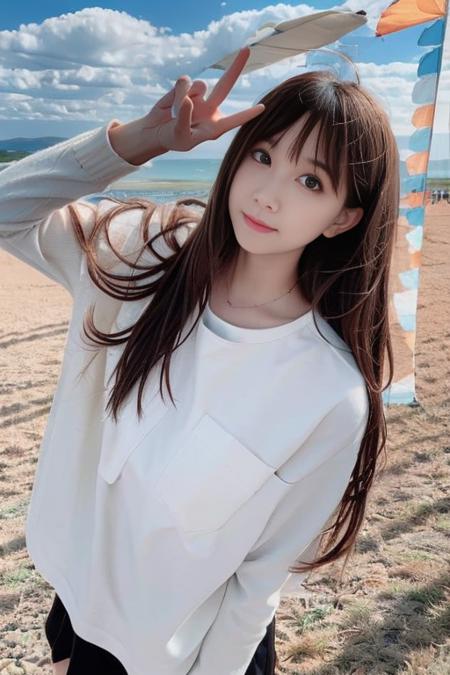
[153,414,275,534]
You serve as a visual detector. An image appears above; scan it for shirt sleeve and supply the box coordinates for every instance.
[187,407,369,675]
[0,119,142,297]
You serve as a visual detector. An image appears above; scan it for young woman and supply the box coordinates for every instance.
[0,46,399,675]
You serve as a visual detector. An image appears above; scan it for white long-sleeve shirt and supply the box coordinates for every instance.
[0,119,369,675]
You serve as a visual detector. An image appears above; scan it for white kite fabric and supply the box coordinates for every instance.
[207,10,368,74]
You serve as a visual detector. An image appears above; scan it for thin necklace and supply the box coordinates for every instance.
[225,274,298,309]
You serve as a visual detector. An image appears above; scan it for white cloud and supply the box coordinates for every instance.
[0,4,448,155]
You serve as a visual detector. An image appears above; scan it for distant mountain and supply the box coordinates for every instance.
[0,136,67,152]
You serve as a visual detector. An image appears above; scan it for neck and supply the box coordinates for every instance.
[224,253,301,309]
[214,262,311,320]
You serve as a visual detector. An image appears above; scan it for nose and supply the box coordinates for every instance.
[252,183,280,212]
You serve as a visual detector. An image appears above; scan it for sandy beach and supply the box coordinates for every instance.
[110,179,214,191]
[0,200,449,673]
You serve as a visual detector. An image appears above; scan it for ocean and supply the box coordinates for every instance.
[86,158,220,205]
[83,156,449,207]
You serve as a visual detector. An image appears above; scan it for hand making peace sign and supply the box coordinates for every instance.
[142,46,265,152]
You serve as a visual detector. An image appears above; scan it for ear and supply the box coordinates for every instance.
[322,206,364,238]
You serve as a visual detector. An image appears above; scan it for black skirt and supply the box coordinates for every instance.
[45,592,277,674]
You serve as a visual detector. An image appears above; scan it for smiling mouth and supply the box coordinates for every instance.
[243,212,277,231]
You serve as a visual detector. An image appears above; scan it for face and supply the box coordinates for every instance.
[228,114,363,259]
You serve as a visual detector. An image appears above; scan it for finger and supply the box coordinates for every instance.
[171,76,192,118]
[157,75,192,111]
[189,80,208,98]
[174,95,193,141]
[156,78,205,117]
[212,104,265,137]
[206,47,250,109]
[156,83,178,109]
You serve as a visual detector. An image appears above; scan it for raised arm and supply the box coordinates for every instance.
[0,120,146,297]
[0,46,264,297]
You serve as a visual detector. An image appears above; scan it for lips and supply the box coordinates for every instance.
[243,212,276,230]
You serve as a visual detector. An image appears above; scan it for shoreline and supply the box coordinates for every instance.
[109,179,213,191]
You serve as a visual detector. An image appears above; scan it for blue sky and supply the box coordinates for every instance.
[0,0,430,64]
[0,1,448,160]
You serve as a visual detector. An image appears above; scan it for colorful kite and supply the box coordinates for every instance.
[376,0,448,404]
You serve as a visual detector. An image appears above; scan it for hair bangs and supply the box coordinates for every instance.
[286,105,349,197]
[256,88,352,198]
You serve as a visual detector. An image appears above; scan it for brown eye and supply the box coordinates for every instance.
[249,148,270,164]
[300,175,322,192]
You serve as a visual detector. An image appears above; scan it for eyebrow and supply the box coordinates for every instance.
[265,134,333,184]
[303,158,333,184]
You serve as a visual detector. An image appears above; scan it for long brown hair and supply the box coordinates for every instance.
[69,61,400,576]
